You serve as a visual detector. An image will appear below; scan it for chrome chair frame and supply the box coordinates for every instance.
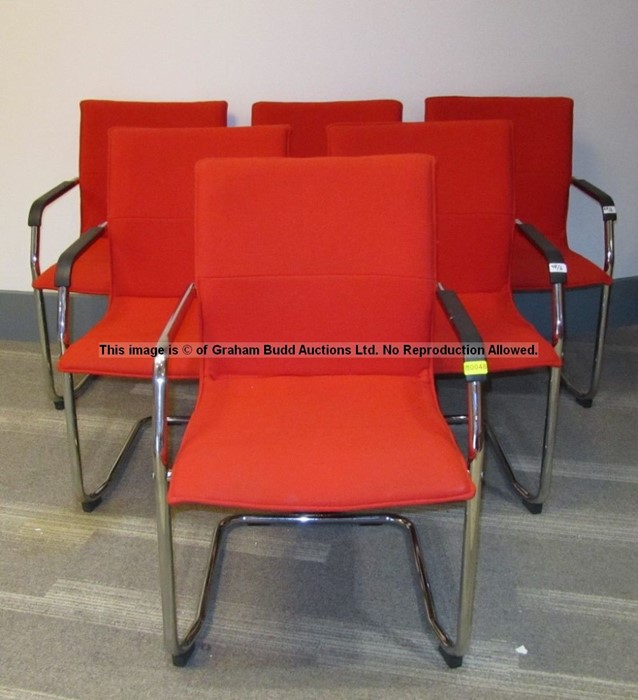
[560,178,616,407]
[152,285,486,670]
[482,221,566,514]
[56,230,191,511]
[29,178,91,409]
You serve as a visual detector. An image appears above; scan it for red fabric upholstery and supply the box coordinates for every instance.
[433,290,560,373]
[58,125,290,380]
[168,374,473,509]
[32,237,110,292]
[195,155,435,377]
[57,296,201,377]
[79,100,228,231]
[425,96,611,290]
[326,120,562,373]
[33,99,228,294]
[251,99,402,156]
[168,155,476,511]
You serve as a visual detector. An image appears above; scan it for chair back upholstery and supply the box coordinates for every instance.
[79,100,228,230]
[106,125,290,298]
[194,155,436,377]
[425,96,573,247]
[251,99,402,156]
[327,120,515,294]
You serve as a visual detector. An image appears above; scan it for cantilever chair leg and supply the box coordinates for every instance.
[157,506,485,669]
[156,386,485,669]
[34,287,65,409]
[561,282,611,408]
[33,286,92,410]
[486,364,561,514]
[62,371,152,511]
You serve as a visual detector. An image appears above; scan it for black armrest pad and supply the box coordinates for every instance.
[54,224,106,288]
[571,178,617,221]
[28,179,79,226]
[516,221,567,284]
[437,287,488,382]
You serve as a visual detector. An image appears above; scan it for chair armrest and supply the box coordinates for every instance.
[571,178,617,221]
[436,285,488,383]
[28,179,79,226]
[515,220,567,285]
[53,223,107,288]
[437,285,486,464]
[514,220,566,349]
[153,284,197,472]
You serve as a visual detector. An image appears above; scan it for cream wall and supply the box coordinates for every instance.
[2,0,637,291]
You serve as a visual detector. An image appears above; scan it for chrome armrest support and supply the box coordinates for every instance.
[29,178,79,281]
[437,285,487,463]
[571,177,616,278]
[54,223,107,357]
[515,220,565,354]
[153,284,197,477]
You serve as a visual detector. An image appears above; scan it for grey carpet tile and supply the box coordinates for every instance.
[0,333,637,699]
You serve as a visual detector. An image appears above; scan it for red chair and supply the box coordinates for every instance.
[251,99,402,156]
[29,99,228,408]
[327,120,564,513]
[425,96,616,407]
[153,155,486,668]
[56,125,290,511]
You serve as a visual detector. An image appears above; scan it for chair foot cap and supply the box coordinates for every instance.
[54,398,65,410]
[576,397,594,408]
[438,646,463,668]
[523,500,543,515]
[172,645,195,667]
[81,497,103,513]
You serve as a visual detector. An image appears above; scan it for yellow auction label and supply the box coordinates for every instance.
[463,359,488,376]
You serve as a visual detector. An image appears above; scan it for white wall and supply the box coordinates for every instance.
[2,0,637,291]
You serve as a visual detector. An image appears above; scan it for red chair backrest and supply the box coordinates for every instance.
[79,100,228,230]
[327,120,515,293]
[251,99,402,156]
[194,155,436,377]
[106,125,290,298]
[425,96,573,246]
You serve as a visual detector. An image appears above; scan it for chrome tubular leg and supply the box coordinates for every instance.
[561,283,611,407]
[160,510,482,669]
[30,225,62,409]
[488,365,561,513]
[438,380,484,666]
[61,371,99,510]
[63,373,152,511]
[33,288,65,409]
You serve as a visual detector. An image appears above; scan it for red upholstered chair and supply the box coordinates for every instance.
[153,155,487,668]
[56,125,290,511]
[251,99,402,156]
[29,99,228,408]
[327,121,564,514]
[425,96,616,407]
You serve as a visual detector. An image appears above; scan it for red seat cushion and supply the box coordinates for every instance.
[57,296,200,378]
[252,99,402,156]
[167,374,474,510]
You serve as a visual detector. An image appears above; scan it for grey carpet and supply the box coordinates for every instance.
[0,329,636,699]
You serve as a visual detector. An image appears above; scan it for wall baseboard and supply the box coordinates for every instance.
[0,291,108,342]
[1,278,637,342]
